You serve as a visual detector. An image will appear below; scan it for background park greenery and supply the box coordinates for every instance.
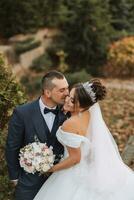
[0,0,134,199]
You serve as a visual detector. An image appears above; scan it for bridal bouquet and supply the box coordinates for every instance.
[19,138,55,174]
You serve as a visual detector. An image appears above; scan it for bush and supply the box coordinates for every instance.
[30,53,53,72]
[15,37,35,45]
[0,0,43,38]
[30,40,69,73]
[20,74,42,97]
[0,129,15,200]
[14,39,41,56]
[103,36,134,78]
[65,70,92,86]
[0,55,26,129]
[0,54,26,199]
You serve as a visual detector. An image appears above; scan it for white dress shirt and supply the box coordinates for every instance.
[39,98,56,132]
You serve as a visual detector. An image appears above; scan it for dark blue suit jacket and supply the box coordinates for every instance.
[5,99,67,188]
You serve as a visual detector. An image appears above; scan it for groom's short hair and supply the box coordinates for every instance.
[41,70,64,91]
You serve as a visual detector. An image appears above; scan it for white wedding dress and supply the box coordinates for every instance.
[34,103,134,200]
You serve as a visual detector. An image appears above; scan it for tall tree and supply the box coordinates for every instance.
[109,0,131,31]
[54,0,114,75]
[39,0,69,27]
[0,0,43,37]
[126,0,134,33]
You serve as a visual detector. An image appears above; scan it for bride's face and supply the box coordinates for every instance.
[63,88,76,113]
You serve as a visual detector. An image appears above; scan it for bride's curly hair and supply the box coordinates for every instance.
[72,79,106,109]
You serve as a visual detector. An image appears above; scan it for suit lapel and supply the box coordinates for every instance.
[50,105,63,135]
[32,101,68,144]
[51,109,68,138]
[51,113,60,135]
[32,99,48,142]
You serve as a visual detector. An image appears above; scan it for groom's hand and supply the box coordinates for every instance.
[11,180,18,187]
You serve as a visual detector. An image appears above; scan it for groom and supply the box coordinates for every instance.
[5,70,69,200]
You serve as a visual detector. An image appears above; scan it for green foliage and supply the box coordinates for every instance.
[20,74,42,97]
[15,37,35,45]
[0,0,134,76]
[30,52,53,72]
[109,0,130,31]
[109,0,134,33]
[126,0,134,33]
[0,0,43,37]
[14,39,41,56]
[56,50,69,73]
[40,0,70,27]
[0,0,70,37]
[44,0,114,75]
[0,129,15,200]
[0,54,27,199]
[65,69,92,86]
[0,0,133,38]
[30,45,69,74]
[0,54,26,129]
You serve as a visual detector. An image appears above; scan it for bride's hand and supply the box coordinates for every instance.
[47,167,54,173]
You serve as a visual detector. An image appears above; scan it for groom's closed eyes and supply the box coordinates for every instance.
[59,88,68,93]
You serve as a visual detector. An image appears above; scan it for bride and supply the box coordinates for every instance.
[34,79,134,200]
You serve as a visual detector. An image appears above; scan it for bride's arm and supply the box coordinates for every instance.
[49,146,81,172]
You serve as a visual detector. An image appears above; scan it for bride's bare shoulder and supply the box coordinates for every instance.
[61,116,79,135]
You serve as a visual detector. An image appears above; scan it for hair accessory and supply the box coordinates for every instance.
[82,82,96,102]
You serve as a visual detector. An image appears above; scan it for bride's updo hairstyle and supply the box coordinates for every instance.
[73,79,106,109]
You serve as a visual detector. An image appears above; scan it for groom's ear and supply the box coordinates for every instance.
[45,89,51,98]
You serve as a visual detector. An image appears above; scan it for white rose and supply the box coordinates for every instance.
[48,156,54,163]
[35,164,41,171]
[32,143,41,153]
[42,164,50,172]
[34,156,42,164]
[44,149,51,155]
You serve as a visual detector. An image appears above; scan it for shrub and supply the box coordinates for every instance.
[30,53,53,72]
[0,0,43,38]
[14,39,41,56]
[20,74,42,97]
[65,70,92,86]
[0,55,26,129]
[0,54,26,199]
[15,37,35,45]
[104,36,134,78]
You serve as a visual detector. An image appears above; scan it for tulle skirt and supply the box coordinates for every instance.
[34,164,134,200]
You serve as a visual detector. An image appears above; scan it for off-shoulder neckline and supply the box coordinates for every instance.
[58,126,89,141]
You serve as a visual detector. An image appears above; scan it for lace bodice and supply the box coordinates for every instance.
[56,127,91,160]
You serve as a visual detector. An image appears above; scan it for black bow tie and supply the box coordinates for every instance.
[44,107,59,115]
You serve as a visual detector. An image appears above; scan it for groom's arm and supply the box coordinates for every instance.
[5,108,25,180]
